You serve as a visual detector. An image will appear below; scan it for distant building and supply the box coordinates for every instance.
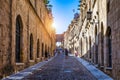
[56,34,64,42]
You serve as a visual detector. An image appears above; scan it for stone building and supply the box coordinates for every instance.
[64,13,80,54]
[107,0,120,79]
[0,0,56,78]
[64,30,70,50]
[77,0,111,77]
[64,0,120,79]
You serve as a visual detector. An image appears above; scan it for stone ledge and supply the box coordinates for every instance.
[29,60,35,63]
[16,63,24,66]
[36,58,40,60]
[105,67,112,70]
[76,57,113,80]
[100,66,104,68]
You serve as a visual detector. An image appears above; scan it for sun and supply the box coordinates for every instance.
[52,22,56,29]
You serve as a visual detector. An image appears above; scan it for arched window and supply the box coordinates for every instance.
[45,45,48,58]
[37,39,40,58]
[95,26,97,39]
[42,43,44,57]
[95,26,98,64]
[30,34,33,60]
[15,15,23,62]
[101,22,104,66]
[48,47,50,55]
[89,36,91,59]
[106,27,112,67]
[80,38,82,56]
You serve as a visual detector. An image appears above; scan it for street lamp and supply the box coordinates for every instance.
[87,9,92,21]
[87,9,99,25]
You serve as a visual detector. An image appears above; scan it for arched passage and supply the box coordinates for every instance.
[30,34,33,60]
[15,15,23,62]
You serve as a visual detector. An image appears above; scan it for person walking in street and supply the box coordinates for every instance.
[65,48,68,59]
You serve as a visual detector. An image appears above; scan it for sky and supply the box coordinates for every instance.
[50,0,79,34]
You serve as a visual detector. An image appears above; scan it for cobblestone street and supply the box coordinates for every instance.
[23,53,97,80]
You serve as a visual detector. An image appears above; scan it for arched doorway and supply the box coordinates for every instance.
[42,43,44,57]
[95,26,98,64]
[37,39,40,58]
[15,15,23,62]
[30,34,33,60]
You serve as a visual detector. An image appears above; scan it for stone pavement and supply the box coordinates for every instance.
[23,53,97,80]
[3,53,113,80]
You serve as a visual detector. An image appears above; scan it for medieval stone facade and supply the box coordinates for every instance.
[107,0,120,79]
[64,0,120,79]
[0,0,56,78]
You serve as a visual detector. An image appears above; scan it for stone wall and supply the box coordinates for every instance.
[107,0,120,79]
[0,0,56,79]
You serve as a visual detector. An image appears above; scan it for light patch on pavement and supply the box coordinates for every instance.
[37,69,42,71]
[20,72,32,75]
[7,76,23,79]
[32,68,37,70]
[68,54,74,56]
[64,70,72,73]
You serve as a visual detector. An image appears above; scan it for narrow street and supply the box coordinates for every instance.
[23,53,97,80]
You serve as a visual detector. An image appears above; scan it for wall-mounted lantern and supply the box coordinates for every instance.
[87,10,92,21]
